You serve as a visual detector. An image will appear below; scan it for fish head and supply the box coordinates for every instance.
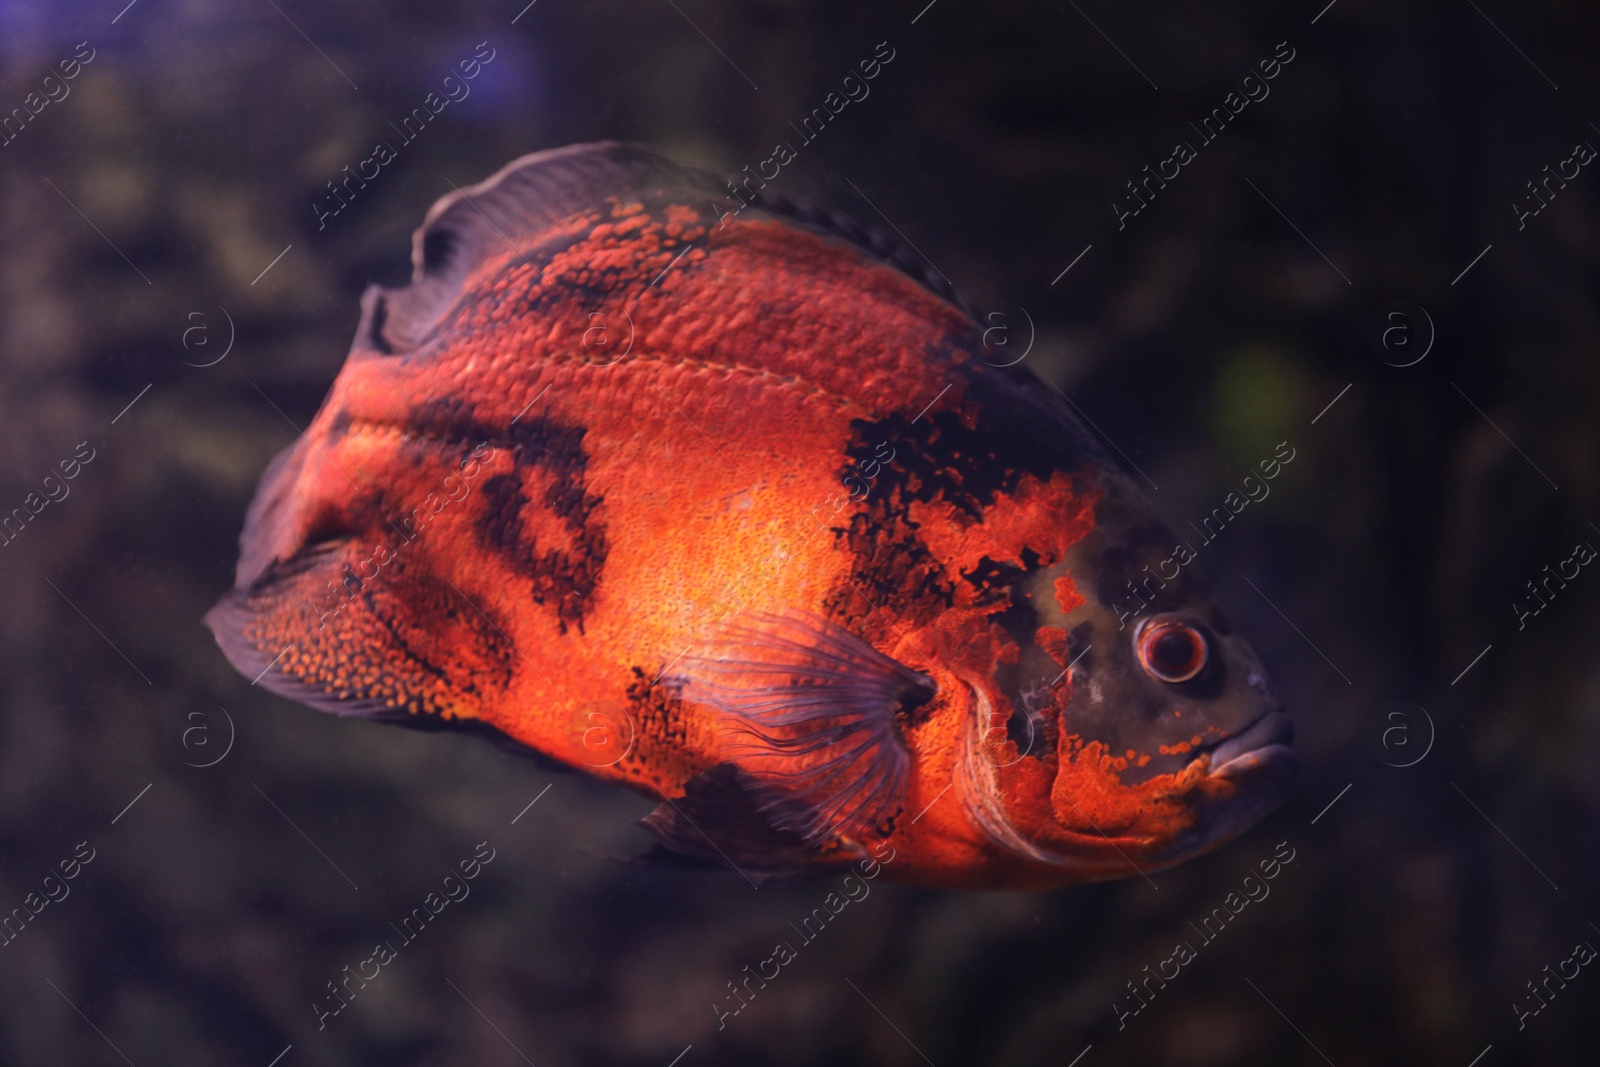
[937,472,1296,885]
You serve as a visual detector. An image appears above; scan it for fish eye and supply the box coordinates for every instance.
[1136,616,1209,685]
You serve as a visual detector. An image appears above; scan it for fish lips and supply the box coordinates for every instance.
[1199,709,1298,826]
[1150,711,1297,867]
[1205,708,1296,782]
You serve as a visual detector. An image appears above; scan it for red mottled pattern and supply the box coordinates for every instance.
[210,145,1291,889]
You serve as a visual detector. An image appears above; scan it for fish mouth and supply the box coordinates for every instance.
[1204,710,1296,780]
[1140,710,1297,870]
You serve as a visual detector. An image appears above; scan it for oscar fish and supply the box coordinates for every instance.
[206,142,1296,889]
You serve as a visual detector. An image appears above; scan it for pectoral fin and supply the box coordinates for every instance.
[670,611,934,845]
[636,763,854,883]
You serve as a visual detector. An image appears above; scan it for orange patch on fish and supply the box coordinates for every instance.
[908,471,1098,587]
[1053,574,1085,615]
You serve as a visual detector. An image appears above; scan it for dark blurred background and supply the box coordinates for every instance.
[1,0,1597,1064]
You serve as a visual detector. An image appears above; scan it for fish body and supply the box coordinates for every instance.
[208,143,1295,889]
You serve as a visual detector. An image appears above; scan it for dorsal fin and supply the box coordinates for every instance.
[738,187,984,325]
[363,141,982,356]
[369,142,727,353]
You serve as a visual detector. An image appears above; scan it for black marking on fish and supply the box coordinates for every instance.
[622,665,697,780]
[831,368,1097,619]
[326,408,354,443]
[477,473,526,555]
[366,293,394,354]
[1090,522,1207,616]
[393,408,609,633]
[963,551,1038,609]
[844,406,1072,524]
[1067,621,1094,674]
[1007,693,1042,754]
[989,575,1043,651]
[827,503,956,617]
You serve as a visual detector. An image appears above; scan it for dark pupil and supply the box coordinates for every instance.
[1152,630,1197,672]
